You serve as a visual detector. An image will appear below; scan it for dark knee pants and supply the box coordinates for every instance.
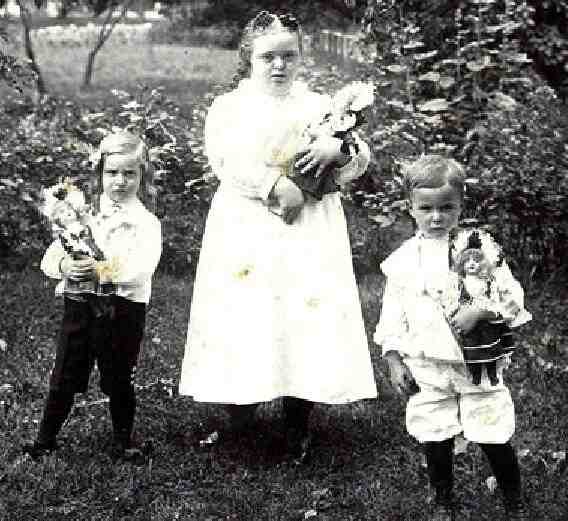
[49,296,146,396]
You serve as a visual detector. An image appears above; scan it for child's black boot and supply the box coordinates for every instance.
[503,490,529,521]
[227,403,258,433]
[110,429,144,464]
[479,442,528,521]
[430,482,455,521]
[23,389,74,460]
[22,439,58,460]
[283,397,314,464]
[424,438,456,521]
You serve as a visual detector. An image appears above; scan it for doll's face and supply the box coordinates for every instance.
[250,31,301,94]
[409,184,462,239]
[102,151,142,204]
[53,200,76,225]
[464,257,482,275]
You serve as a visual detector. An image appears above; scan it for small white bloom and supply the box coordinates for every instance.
[330,113,357,133]
[486,476,498,493]
[349,81,375,111]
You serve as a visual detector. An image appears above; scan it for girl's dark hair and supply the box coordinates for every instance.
[230,11,303,89]
[404,154,465,201]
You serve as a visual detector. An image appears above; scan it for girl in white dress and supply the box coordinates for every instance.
[178,11,377,461]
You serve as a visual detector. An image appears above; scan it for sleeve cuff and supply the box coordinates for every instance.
[334,137,370,185]
[260,166,284,202]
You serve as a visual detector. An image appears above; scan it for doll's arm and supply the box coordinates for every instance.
[333,132,371,185]
[40,240,67,280]
[492,263,532,327]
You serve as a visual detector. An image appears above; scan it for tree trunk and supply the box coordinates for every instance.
[57,0,68,19]
[83,45,98,88]
[17,0,46,96]
[81,0,133,89]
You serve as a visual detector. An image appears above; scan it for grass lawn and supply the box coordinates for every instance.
[1,32,568,521]
[1,267,567,520]
[4,40,237,105]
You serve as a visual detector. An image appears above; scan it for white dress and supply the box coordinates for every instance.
[178,80,377,404]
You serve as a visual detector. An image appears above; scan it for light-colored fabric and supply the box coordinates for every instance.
[373,233,531,361]
[404,357,515,443]
[40,194,162,304]
[178,80,376,404]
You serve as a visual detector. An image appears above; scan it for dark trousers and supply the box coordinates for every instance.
[424,437,522,504]
[37,296,146,447]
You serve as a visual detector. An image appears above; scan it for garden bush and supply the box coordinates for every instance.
[0,86,215,276]
[347,0,568,283]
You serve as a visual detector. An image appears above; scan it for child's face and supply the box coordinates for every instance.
[250,31,301,93]
[102,152,142,203]
[409,184,462,238]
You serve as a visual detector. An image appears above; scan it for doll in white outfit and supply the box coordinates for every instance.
[374,155,531,521]
[24,131,162,462]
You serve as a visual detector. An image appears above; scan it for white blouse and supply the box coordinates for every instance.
[41,194,162,304]
[374,233,531,361]
[204,79,370,201]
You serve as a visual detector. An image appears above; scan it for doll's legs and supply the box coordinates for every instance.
[467,363,483,385]
[467,362,499,386]
[485,361,499,386]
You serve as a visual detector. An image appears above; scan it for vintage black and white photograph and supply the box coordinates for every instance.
[1,0,567,519]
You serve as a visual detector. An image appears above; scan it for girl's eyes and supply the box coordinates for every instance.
[258,52,298,62]
[105,170,138,178]
[418,205,456,211]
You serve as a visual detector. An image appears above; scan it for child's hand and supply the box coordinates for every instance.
[295,136,349,177]
[270,176,305,224]
[384,352,419,397]
[61,255,96,281]
[502,298,520,319]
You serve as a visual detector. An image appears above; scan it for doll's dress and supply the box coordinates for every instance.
[178,80,377,404]
[458,276,516,385]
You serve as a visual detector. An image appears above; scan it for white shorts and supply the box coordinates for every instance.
[404,357,515,444]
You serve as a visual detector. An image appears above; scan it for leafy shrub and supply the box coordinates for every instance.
[463,84,568,282]
[347,0,568,282]
[0,87,215,275]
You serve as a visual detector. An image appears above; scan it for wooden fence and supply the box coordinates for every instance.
[303,30,363,63]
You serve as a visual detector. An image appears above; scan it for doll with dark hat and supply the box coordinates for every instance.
[452,230,516,385]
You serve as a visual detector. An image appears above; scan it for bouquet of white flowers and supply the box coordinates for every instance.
[290,81,374,200]
[40,179,120,296]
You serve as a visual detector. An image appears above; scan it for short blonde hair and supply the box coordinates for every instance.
[404,154,465,200]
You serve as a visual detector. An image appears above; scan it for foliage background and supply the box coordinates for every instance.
[1,1,568,520]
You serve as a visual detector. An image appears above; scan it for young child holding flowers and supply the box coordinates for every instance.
[374,155,531,521]
[24,131,162,461]
[178,10,377,462]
